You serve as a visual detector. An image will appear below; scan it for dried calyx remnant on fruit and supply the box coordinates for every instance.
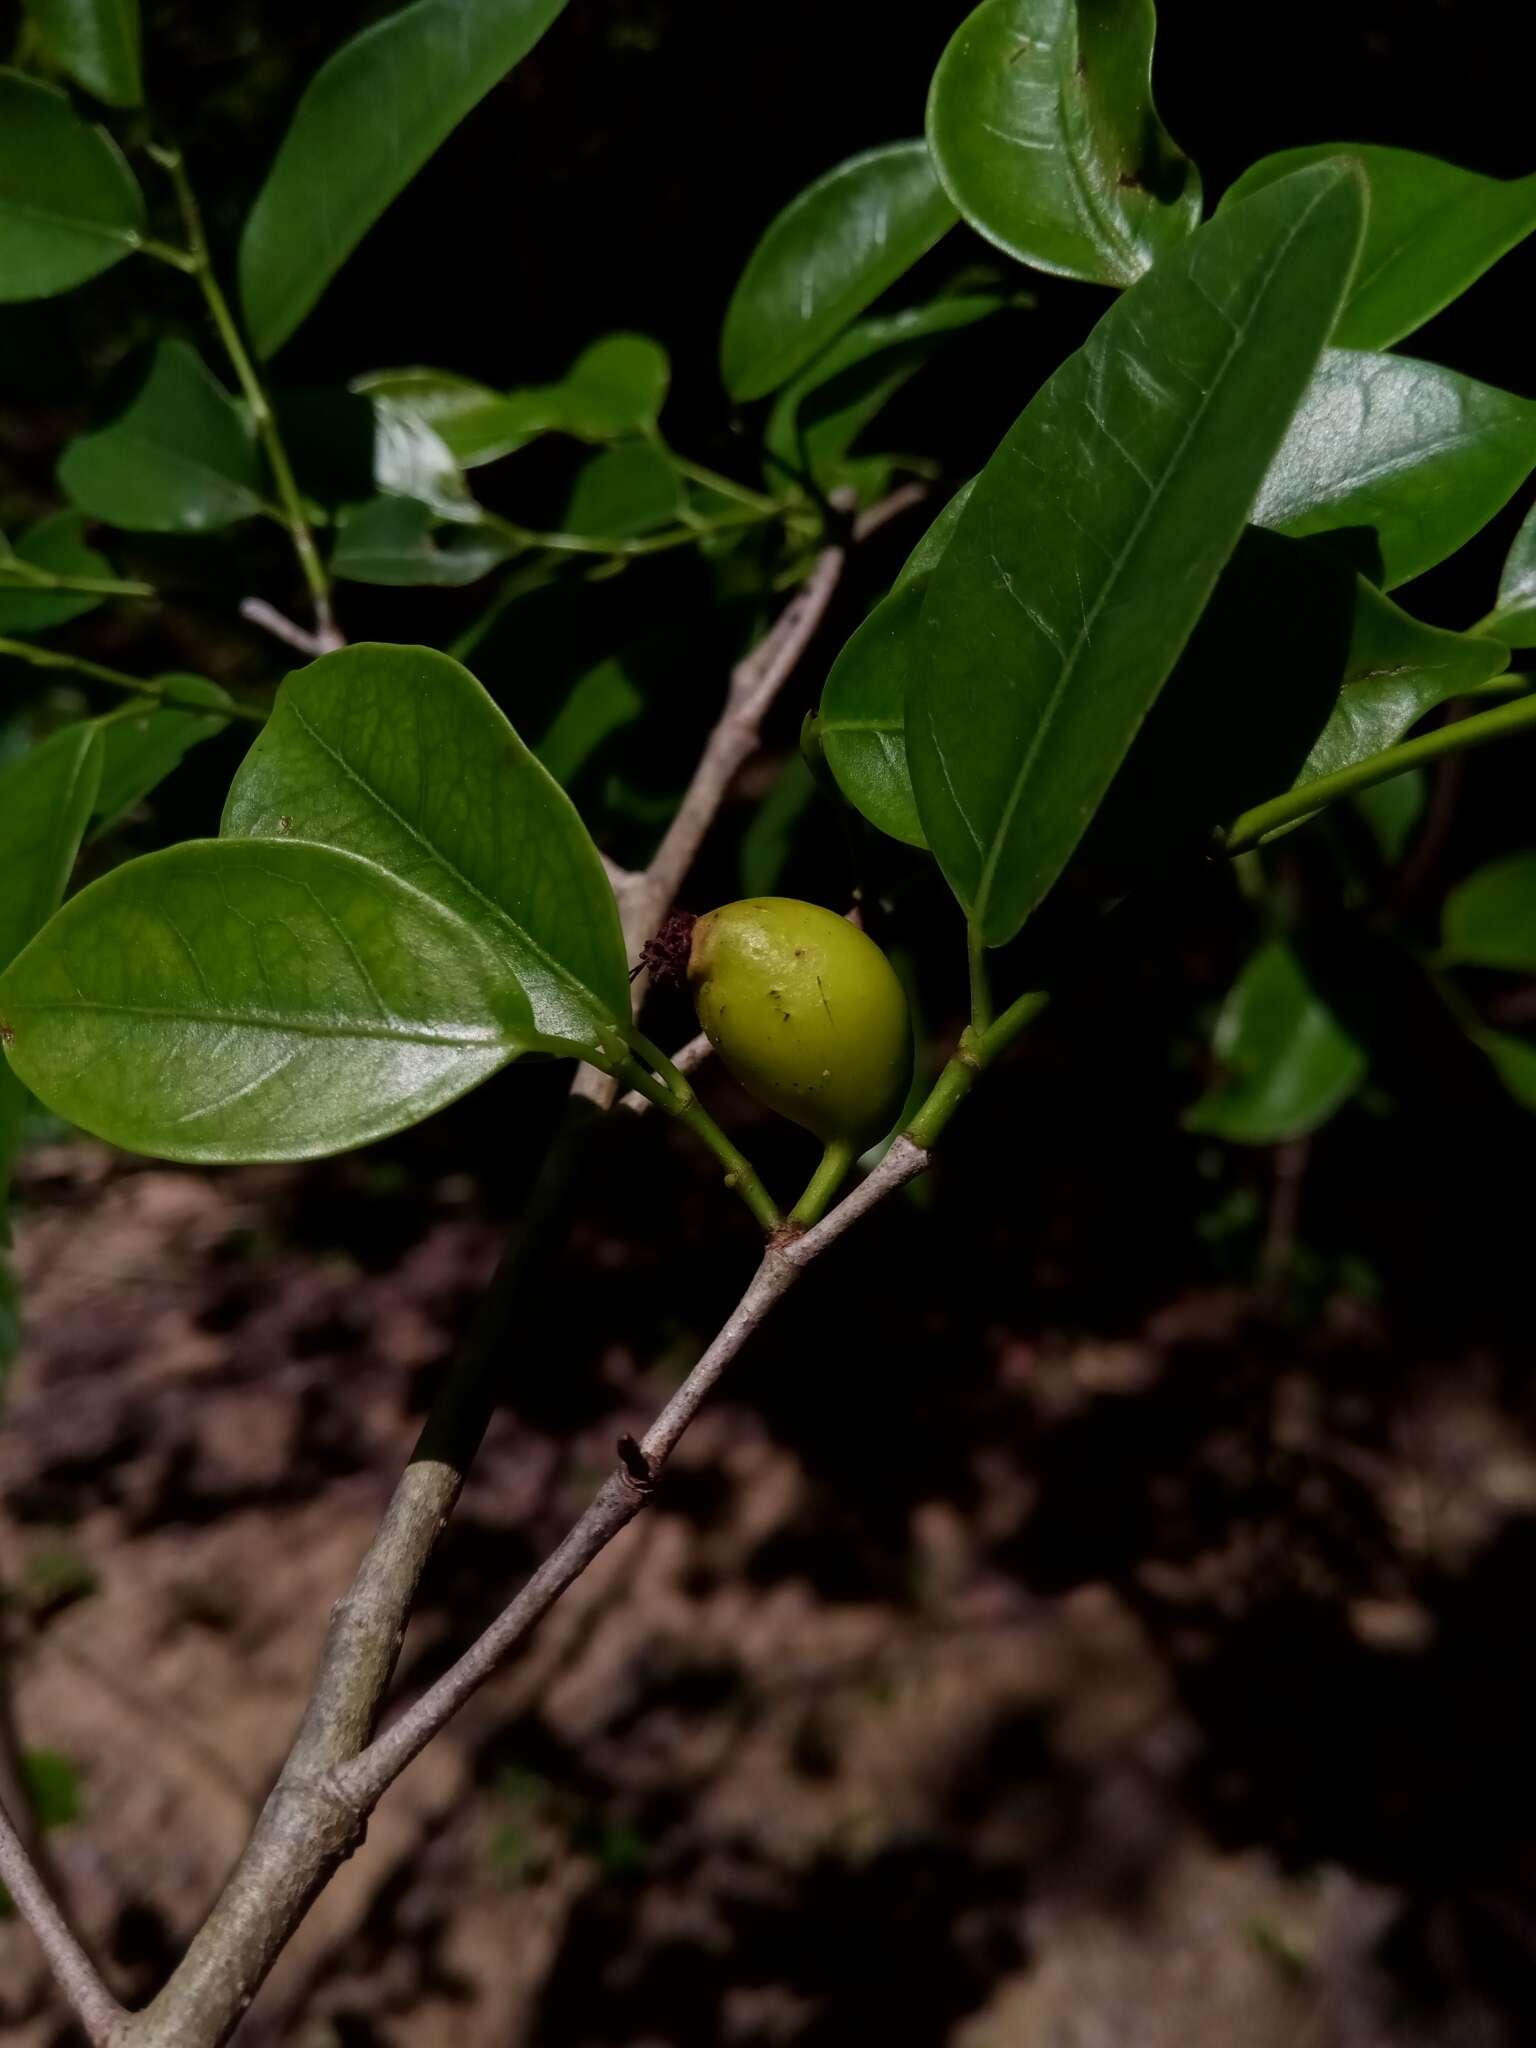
[648,898,912,1147]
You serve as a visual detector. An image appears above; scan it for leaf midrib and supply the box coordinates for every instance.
[970,177,1338,933]
[286,695,618,1024]
[7,994,504,1048]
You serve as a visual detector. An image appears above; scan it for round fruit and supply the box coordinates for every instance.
[687,897,912,1147]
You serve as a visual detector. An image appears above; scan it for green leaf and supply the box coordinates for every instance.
[354,335,669,471]
[221,643,630,1048]
[820,581,929,848]
[551,334,670,440]
[238,0,571,358]
[0,68,144,301]
[1089,529,1503,864]
[0,512,114,635]
[562,445,681,539]
[910,161,1366,945]
[534,659,643,788]
[351,370,550,468]
[1442,853,1536,972]
[0,723,102,1219]
[894,479,977,590]
[91,678,234,835]
[1223,146,1536,352]
[765,296,1005,490]
[1484,499,1536,649]
[720,142,957,402]
[24,0,142,107]
[58,340,266,533]
[363,397,480,523]
[1478,1029,1536,1111]
[0,837,539,1162]
[1185,941,1367,1145]
[816,481,976,848]
[1293,577,1508,787]
[330,497,511,586]
[926,0,1200,287]
[1253,349,1536,590]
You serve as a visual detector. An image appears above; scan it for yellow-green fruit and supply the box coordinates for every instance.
[688,898,912,1147]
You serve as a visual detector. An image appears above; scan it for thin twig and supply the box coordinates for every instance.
[131,1106,600,2048]
[238,598,333,660]
[152,145,341,653]
[13,489,928,2045]
[332,1137,930,1807]
[0,1795,127,2047]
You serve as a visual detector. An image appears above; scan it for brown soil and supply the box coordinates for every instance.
[4,1121,1536,2048]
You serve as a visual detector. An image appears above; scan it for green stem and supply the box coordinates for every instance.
[967,924,993,1035]
[1456,671,1534,700]
[645,430,785,518]
[0,561,154,601]
[151,146,337,648]
[0,635,266,724]
[789,1138,858,1228]
[619,1054,783,1233]
[486,500,781,565]
[1223,691,1536,855]
[904,988,1052,1152]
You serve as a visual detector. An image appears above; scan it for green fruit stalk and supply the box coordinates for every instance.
[686,898,912,1148]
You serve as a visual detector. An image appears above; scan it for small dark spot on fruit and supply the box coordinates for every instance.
[277,816,293,834]
[1117,170,1145,189]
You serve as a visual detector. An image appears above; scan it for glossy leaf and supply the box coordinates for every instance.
[352,370,550,468]
[238,0,571,358]
[1224,146,1536,351]
[1185,941,1367,1145]
[1091,529,1505,864]
[0,838,535,1163]
[356,334,668,471]
[926,0,1200,287]
[330,499,511,587]
[1484,499,1536,649]
[765,296,1005,489]
[0,724,103,1219]
[1253,349,1536,590]
[910,163,1366,944]
[1442,853,1536,972]
[720,142,957,402]
[25,0,142,106]
[820,582,928,848]
[0,68,144,300]
[818,480,975,847]
[0,512,115,635]
[91,678,234,835]
[221,643,630,1048]
[1293,576,1508,787]
[562,445,681,539]
[59,341,266,533]
[894,479,976,590]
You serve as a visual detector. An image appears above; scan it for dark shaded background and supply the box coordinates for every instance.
[7,5,1536,2045]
